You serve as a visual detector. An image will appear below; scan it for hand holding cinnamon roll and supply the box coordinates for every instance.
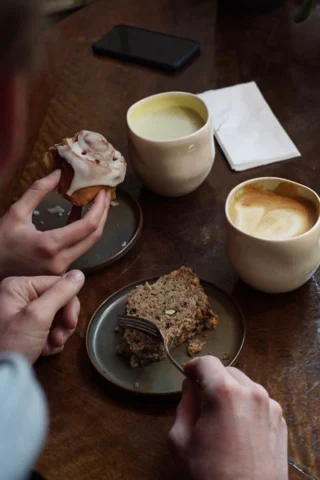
[43,130,127,206]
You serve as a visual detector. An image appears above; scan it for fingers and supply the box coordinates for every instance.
[227,367,284,430]
[226,367,254,388]
[41,297,81,357]
[41,344,64,357]
[169,379,200,451]
[46,296,80,346]
[185,356,232,393]
[57,296,80,330]
[48,325,75,349]
[13,170,61,217]
[65,195,110,263]
[3,275,61,300]
[268,398,284,429]
[26,270,85,321]
[47,190,109,251]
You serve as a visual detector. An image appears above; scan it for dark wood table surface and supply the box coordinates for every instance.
[2,0,320,478]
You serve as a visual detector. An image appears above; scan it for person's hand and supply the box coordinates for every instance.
[0,170,110,278]
[169,357,288,480]
[0,270,85,363]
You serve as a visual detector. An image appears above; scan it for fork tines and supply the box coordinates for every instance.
[117,315,159,338]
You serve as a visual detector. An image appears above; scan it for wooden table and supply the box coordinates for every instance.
[4,0,320,478]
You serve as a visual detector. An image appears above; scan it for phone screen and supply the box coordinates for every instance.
[93,25,200,71]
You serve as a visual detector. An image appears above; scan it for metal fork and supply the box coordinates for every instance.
[117,314,186,376]
[118,315,317,480]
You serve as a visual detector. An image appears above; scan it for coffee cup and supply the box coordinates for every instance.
[225,177,320,293]
[127,92,215,197]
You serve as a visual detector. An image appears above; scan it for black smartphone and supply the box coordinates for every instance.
[92,25,200,72]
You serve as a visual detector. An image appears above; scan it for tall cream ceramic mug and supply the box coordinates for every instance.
[127,92,215,197]
[226,177,320,294]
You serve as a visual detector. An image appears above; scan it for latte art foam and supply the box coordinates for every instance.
[230,187,318,240]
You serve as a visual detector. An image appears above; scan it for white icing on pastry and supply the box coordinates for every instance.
[56,130,126,195]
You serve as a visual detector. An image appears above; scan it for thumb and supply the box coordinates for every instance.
[184,356,227,393]
[26,270,85,322]
[14,170,61,217]
[169,379,200,451]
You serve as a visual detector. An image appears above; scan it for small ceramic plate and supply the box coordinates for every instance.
[32,188,143,274]
[86,278,246,395]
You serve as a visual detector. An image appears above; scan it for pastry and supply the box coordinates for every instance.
[43,130,127,206]
[117,267,219,367]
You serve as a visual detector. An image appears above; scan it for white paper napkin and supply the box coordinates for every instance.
[198,82,300,171]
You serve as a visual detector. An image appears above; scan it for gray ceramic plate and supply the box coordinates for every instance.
[32,188,143,274]
[86,278,246,395]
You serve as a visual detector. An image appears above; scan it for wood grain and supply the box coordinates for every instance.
[2,0,319,478]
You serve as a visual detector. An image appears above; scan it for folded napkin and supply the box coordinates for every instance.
[198,82,300,171]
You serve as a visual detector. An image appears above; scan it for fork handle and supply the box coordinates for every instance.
[163,342,186,377]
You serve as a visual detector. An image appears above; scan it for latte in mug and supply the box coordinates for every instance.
[226,177,320,293]
[132,106,205,141]
[127,92,215,197]
[229,186,318,241]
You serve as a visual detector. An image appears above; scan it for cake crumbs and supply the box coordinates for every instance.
[134,382,140,390]
[47,206,65,215]
[222,352,230,361]
[187,338,207,357]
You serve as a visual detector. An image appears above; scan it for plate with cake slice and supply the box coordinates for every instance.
[86,267,245,395]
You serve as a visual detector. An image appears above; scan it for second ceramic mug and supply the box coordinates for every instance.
[225,177,320,294]
[127,92,215,197]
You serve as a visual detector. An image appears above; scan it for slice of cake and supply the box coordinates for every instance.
[117,267,219,367]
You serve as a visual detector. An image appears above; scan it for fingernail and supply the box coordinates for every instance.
[64,270,85,283]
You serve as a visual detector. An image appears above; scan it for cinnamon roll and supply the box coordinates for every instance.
[43,130,127,206]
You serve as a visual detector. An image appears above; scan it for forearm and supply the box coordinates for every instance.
[0,353,48,480]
